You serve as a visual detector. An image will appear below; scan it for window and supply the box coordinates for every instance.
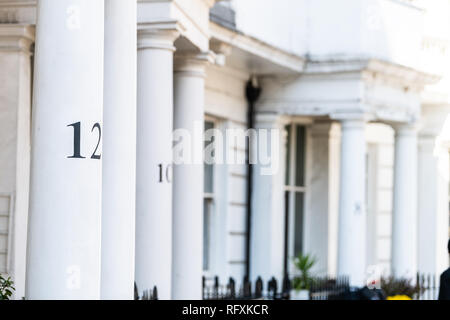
[0,193,13,274]
[203,119,216,272]
[284,124,307,274]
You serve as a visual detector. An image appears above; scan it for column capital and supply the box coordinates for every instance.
[254,113,290,129]
[0,24,34,54]
[174,51,216,77]
[330,112,369,130]
[137,20,182,51]
[392,122,419,137]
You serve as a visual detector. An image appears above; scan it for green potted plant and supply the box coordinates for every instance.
[291,254,317,300]
[0,274,15,300]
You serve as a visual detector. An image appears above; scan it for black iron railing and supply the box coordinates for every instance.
[133,272,441,301]
[134,283,158,300]
[202,275,350,300]
[309,276,351,300]
[415,273,439,300]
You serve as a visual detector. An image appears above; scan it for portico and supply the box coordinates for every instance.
[1,0,218,299]
[255,58,439,286]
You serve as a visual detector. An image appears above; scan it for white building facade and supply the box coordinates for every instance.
[0,0,449,299]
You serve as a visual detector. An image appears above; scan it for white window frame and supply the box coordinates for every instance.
[203,115,220,277]
[0,193,14,275]
[284,123,308,274]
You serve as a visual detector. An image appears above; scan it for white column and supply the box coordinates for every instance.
[101,0,136,300]
[418,136,449,276]
[337,117,367,286]
[172,52,213,300]
[250,114,287,282]
[392,124,418,278]
[417,106,450,277]
[26,0,104,299]
[135,26,179,299]
[0,25,34,300]
[304,122,340,277]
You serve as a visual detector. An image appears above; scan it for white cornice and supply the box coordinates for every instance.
[305,57,369,74]
[210,21,305,74]
[0,0,35,7]
[138,19,186,35]
[0,0,36,24]
[366,59,439,87]
[305,56,440,89]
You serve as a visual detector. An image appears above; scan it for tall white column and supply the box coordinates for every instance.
[336,117,367,286]
[304,122,340,277]
[250,114,287,282]
[392,124,418,278]
[417,105,450,277]
[172,52,213,300]
[101,0,136,300]
[135,25,179,299]
[418,136,449,276]
[26,0,104,299]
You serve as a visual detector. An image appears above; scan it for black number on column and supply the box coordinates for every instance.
[158,164,173,183]
[158,164,163,183]
[67,121,102,160]
[67,122,86,159]
[166,164,172,183]
[91,123,102,160]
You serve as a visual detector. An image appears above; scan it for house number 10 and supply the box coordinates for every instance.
[158,164,172,183]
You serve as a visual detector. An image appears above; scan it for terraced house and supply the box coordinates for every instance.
[0,0,449,299]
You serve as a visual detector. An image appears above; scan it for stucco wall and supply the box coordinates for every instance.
[230,0,307,56]
[204,64,249,281]
[366,123,395,274]
[0,41,32,299]
[229,0,424,69]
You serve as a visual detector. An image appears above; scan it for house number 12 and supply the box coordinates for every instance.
[67,122,102,160]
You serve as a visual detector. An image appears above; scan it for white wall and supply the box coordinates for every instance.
[230,0,308,56]
[204,64,249,282]
[205,64,248,123]
[308,0,424,68]
[0,30,32,299]
[304,122,340,277]
[230,0,424,69]
[419,0,450,103]
[366,123,395,275]
[418,0,450,276]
